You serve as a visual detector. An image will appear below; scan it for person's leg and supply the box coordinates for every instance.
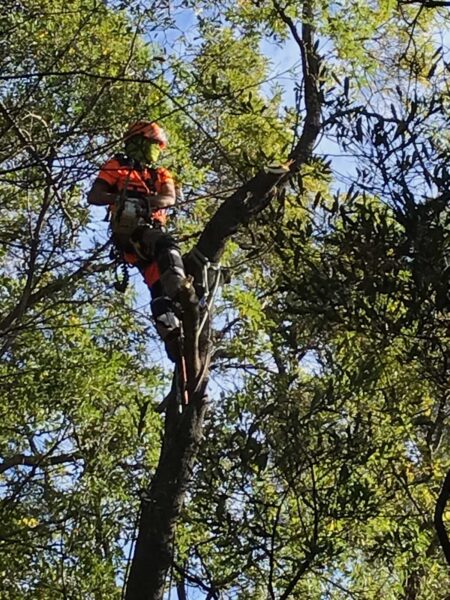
[141,268,181,362]
[130,226,186,299]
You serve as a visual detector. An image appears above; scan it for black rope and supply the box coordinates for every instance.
[121,505,141,600]
[291,83,303,152]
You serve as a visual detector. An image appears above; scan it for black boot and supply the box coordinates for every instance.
[151,296,181,362]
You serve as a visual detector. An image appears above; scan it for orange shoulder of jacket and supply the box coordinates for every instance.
[96,157,122,187]
[156,166,174,186]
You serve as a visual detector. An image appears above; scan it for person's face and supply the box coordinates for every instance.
[126,135,161,164]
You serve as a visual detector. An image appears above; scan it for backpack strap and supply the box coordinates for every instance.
[146,167,158,194]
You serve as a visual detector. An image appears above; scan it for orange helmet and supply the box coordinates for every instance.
[124,120,168,149]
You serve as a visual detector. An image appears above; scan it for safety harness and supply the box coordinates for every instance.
[108,157,161,293]
[107,160,223,410]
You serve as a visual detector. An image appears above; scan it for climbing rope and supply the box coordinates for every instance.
[197,262,221,339]
[121,503,141,600]
[187,247,222,345]
[177,322,189,408]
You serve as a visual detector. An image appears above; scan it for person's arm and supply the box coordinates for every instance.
[87,179,117,206]
[148,180,176,209]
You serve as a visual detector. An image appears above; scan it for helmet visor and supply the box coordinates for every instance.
[125,136,161,164]
[146,141,161,164]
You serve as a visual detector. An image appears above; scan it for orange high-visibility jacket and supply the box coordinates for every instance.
[96,153,173,225]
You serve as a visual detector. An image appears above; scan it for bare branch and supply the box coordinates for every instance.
[0,452,82,475]
[399,0,450,6]
[0,243,110,340]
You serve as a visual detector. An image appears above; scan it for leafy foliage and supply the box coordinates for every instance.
[1,0,450,598]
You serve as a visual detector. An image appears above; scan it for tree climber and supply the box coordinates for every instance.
[87,120,189,361]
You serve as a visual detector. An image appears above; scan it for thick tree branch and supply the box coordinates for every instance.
[434,469,450,565]
[192,0,320,266]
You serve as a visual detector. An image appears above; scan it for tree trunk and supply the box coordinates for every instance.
[125,388,208,600]
[125,2,321,597]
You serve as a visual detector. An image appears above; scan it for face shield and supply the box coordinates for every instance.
[125,136,162,165]
[146,140,161,164]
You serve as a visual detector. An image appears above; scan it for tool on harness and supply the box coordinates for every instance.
[108,157,153,245]
[111,195,152,247]
[109,245,130,293]
[114,260,129,293]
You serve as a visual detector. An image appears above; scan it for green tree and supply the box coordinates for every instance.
[1,0,450,599]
